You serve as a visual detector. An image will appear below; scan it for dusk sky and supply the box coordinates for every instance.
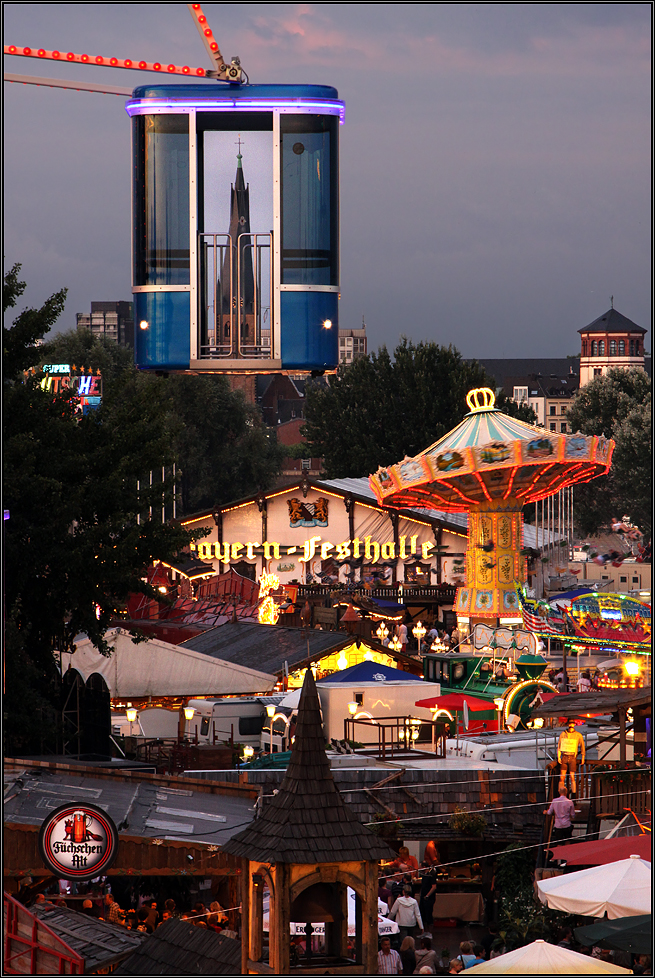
[3,3,651,357]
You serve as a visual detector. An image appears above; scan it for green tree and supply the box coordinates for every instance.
[166,374,284,515]
[3,265,203,755]
[302,339,536,478]
[38,325,134,383]
[566,369,652,537]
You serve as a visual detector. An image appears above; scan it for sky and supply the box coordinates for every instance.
[3,3,651,357]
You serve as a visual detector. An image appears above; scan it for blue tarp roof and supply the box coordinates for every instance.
[318,661,423,684]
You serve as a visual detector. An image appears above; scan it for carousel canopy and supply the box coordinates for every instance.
[369,388,614,513]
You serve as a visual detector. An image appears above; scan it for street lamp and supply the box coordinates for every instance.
[266,704,276,753]
[184,706,195,721]
[413,621,426,654]
[347,702,358,715]
[243,745,254,761]
[389,636,402,653]
[376,622,389,642]
[494,697,504,735]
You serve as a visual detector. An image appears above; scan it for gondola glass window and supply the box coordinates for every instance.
[281,115,338,286]
[133,115,190,286]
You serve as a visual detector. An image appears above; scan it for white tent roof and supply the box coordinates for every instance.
[537,855,651,919]
[61,628,276,697]
[465,939,632,974]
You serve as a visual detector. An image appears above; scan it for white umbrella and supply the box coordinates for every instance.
[537,855,651,919]
[465,939,632,974]
[279,688,302,710]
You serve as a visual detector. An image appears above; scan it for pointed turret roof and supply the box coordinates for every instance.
[221,670,394,864]
[578,308,646,334]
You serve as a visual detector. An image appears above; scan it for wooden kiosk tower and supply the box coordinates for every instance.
[222,670,393,974]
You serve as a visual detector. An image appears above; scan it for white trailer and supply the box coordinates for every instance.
[183,695,285,748]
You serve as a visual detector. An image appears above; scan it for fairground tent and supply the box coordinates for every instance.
[61,628,276,697]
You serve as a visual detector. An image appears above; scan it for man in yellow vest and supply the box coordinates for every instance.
[557,720,585,794]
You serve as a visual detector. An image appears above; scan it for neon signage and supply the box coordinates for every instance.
[191,533,437,565]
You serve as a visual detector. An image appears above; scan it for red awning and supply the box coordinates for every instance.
[550,833,651,866]
[415,692,492,712]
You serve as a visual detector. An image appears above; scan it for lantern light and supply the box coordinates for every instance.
[389,636,402,652]
[126,707,137,722]
[266,704,276,718]
[376,622,389,641]
[347,702,358,715]
[184,706,194,720]
[243,745,254,759]
[624,661,640,677]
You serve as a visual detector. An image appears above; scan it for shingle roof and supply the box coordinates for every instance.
[221,669,394,863]
[114,918,241,975]
[578,308,646,334]
[31,904,146,972]
[179,621,347,675]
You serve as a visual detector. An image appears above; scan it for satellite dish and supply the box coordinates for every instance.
[463,700,469,731]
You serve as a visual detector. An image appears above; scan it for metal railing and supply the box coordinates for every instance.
[297,584,457,601]
[344,716,447,760]
[198,231,272,360]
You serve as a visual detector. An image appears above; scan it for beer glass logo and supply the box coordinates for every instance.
[39,803,119,880]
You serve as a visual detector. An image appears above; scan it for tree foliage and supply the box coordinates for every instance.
[165,374,284,515]
[302,339,536,478]
[566,369,652,537]
[3,266,203,754]
[39,325,134,383]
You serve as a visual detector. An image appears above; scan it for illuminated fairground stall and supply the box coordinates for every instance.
[369,388,615,632]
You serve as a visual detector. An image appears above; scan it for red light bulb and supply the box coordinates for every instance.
[81,54,89,62]
[110,57,118,65]
[167,64,175,72]
[52,50,60,58]
[153,62,161,70]
[196,67,205,75]
[8,45,17,53]
[210,42,218,50]
[38,49,46,57]
[198,15,206,22]
[23,47,31,55]
[124,59,132,67]
[67,52,75,60]
[95,56,103,64]
[204,28,212,36]
[138,61,147,69]
[182,65,190,73]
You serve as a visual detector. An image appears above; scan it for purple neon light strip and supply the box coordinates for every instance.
[125,97,345,123]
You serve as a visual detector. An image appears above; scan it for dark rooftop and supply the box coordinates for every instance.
[114,917,241,975]
[179,621,349,676]
[222,669,394,864]
[32,903,146,972]
[578,308,646,335]
[532,686,651,718]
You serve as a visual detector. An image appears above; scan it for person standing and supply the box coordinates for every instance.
[378,936,403,974]
[577,670,591,693]
[557,720,585,794]
[388,885,423,942]
[544,787,577,843]
[413,936,438,973]
[399,936,416,974]
[398,622,408,653]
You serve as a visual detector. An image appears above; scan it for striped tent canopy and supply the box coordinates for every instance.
[369,388,614,514]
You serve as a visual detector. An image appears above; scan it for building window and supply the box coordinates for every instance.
[549,423,556,431]
[609,340,616,355]
[513,386,528,403]
[549,405,556,416]
[560,422,567,432]
[598,340,605,355]
[592,341,598,355]
[618,339,625,355]
[620,576,627,583]
[404,562,431,584]
[301,459,311,469]
[629,339,635,356]
[632,577,640,584]
[582,341,587,356]
[594,368,602,377]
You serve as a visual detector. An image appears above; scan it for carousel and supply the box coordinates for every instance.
[369,387,614,629]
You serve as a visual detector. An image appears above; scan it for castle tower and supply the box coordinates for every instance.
[218,146,255,355]
[579,306,646,386]
[222,669,393,974]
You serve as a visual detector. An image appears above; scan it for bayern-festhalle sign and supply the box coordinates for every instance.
[38,803,119,880]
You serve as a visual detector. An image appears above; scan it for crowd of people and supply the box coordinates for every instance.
[31,890,232,936]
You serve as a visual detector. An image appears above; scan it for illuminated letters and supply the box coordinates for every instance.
[422,541,435,560]
[365,536,380,563]
[246,541,260,561]
[231,542,243,560]
[335,540,351,560]
[264,542,281,560]
[299,535,322,563]
[77,376,93,395]
[198,542,213,560]
[381,542,396,560]
[214,542,231,564]
[320,541,334,561]
[410,534,418,555]
[399,535,407,559]
[352,537,362,559]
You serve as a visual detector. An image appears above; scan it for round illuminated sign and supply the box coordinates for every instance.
[38,803,119,880]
